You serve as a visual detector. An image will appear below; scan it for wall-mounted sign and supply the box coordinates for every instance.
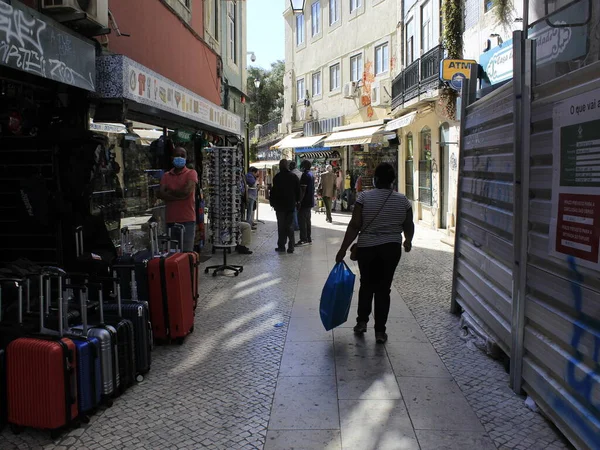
[549,87,600,269]
[0,1,96,91]
[96,55,242,136]
[440,59,477,82]
[479,2,588,86]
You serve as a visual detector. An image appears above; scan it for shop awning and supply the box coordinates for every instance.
[385,112,417,131]
[296,149,340,159]
[95,55,242,136]
[283,134,327,149]
[271,132,302,149]
[323,126,384,147]
[250,161,280,169]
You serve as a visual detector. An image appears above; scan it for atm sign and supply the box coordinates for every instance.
[440,59,477,82]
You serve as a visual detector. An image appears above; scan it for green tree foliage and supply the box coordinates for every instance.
[247,60,284,129]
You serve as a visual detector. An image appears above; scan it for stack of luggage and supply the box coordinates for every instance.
[0,222,200,437]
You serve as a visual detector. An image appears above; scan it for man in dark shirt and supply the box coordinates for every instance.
[270,159,301,253]
[297,160,315,245]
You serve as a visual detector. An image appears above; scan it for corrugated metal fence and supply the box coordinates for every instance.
[452,30,600,450]
[452,81,515,354]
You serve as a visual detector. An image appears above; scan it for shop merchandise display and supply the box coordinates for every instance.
[204,146,244,276]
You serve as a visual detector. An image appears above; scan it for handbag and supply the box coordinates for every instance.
[349,190,393,261]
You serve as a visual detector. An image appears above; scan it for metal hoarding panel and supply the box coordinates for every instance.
[522,64,600,450]
[453,80,516,354]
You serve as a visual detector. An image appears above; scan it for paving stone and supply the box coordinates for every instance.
[265,430,342,450]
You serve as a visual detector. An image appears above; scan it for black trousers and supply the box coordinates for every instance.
[299,206,312,242]
[276,210,295,250]
[356,243,402,332]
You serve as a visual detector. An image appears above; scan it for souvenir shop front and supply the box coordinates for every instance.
[0,1,97,265]
[92,54,242,252]
[294,146,342,194]
[348,140,400,193]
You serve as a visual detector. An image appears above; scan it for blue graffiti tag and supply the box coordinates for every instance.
[556,256,600,447]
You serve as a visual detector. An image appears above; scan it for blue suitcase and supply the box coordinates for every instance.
[69,335,102,417]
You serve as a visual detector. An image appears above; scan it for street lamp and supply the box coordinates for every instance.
[254,78,261,89]
[290,0,305,14]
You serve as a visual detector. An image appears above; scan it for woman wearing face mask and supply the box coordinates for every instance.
[335,163,414,343]
[158,147,198,251]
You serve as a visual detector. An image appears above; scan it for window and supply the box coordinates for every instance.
[421,0,433,53]
[330,63,340,91]
[297,78,306,102]
[484,0,494,12]
[406,133,414,160]
[296,14,305,46]
[375,43,389,75]
[350,54,363,82]
[312,2,321,36]
[228,1,237,64]
[350,0,362,13]
[180,0,191,8]
[406,18,414,64]
[405,133,414,200]
[419,127,432,206]
[312,72,322,96]
[214,0,219,37]
[329,0,339,25]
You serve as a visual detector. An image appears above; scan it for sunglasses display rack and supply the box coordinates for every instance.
[203,146,244,276]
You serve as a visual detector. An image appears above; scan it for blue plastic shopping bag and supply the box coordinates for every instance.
[320,261,356,331]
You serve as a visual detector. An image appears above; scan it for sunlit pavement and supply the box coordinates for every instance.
[0,206,570,450]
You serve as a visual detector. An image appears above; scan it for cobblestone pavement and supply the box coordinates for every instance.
[391,225,572,450]
[0,207,571,449]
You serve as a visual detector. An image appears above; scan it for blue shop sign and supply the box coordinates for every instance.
[479,2,588,87]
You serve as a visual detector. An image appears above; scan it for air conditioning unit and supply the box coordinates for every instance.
[277,123,284,134]
[42,0,109,29]
[343,81,358,99]
[372,79,392,107]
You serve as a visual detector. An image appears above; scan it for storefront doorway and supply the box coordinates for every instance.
[439,123,450,229]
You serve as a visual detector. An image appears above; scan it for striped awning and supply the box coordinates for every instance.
[296,150,340,159]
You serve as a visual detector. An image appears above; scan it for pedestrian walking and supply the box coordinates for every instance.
[157,147,198,251]
[289,161,302,231]
[318,165,337,223]
[246,166,259,229]
[333,169,343,211]
[297,159,315,246]
[335,163,414,343]
[270,159,301,254]
[342,170,354,211]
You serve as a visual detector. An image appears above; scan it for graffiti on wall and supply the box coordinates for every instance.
[361,60,375,118]
[0,2,95,91]
[550,256,600,448]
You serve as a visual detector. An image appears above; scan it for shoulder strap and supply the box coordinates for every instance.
[360,190,393,234]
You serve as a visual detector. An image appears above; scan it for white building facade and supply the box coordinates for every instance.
[281,0,402,196]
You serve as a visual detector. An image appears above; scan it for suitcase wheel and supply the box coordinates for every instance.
[51,429,63,439]
[136,374,144,383]
[80,415,91,424]
[10,424,23,435]
[212,271,217,277]
[190,325,195,334]
[234,271,239,276]
[104,398,114,408]
[204,268,209,274]
[176,337,185,345]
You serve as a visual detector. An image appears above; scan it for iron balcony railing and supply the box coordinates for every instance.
[257,116,282,139]
[391,45,444,109]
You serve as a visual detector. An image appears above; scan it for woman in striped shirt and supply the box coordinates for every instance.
[336,163,414,343]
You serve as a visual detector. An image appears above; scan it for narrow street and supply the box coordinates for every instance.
[0,207,570,450]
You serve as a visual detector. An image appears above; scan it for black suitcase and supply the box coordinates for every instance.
[100,281,136,392]
[108,267,152,379]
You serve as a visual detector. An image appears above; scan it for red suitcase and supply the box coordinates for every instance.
[148,253,194,344]
[6,271,78,436]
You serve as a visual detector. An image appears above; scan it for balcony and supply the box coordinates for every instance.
[392,45,444,110]
[256,116,282,140]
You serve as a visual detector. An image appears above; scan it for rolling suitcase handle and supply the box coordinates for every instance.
[0,278,26,325]
[149,222,159,258]
[112,265,138,302]
[171,223,185,254]
[120,227,131,257]
[75,226,84,258]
